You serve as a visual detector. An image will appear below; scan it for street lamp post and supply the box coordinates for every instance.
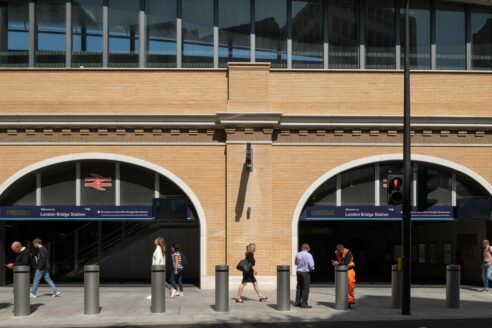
[402,0,412,316]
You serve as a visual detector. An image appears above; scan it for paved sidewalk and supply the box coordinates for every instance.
[0,285,491,327]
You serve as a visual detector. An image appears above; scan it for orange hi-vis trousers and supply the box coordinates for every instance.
[348,268,356,304]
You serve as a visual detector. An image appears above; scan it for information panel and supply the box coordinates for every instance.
[0,206,153,221]
[303,205,455,221]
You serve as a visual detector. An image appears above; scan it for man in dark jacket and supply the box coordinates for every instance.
[30,238,61,298]
[6,241,31,269]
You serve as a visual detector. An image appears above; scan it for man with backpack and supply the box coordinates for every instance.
[481,239,492,292]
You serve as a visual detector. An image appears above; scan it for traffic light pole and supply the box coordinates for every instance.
[402,0,412,316]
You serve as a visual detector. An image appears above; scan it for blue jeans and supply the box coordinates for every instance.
[170,268,183,292]
[31,270,59,295]
[483,264,492,290]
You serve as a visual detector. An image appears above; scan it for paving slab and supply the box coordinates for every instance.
[0,285,491,327]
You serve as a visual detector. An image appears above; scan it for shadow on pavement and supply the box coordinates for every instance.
[31,303,44,314]
[0,303,11,310]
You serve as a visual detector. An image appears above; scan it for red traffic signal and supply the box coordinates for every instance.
[387,174,404,205]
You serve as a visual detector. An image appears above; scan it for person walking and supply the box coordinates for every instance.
[147,237,173,299]
[170,244,184,298]
[480,239,492,292]
[331,243,356,306]
[30,238,61,298]
[295,243,315,308]
[235,243,268,303]
[6,241,32,269]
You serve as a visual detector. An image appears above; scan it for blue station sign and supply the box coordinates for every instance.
[0,206,153,221]
[303,205,455,221]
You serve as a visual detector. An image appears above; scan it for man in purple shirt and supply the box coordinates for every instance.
[295,243,315,308]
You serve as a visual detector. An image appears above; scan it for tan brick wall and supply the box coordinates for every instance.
[0,70,228,115]
[1,68,491,117]
[0,145,226,276]
[226,143,273,276]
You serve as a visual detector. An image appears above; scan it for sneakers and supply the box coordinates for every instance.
[176,291,184,297]
[52,292,62,297]
[30,293,37,298]
[480,288,490,292]
[170,289,177,298]
[146,295,152,300]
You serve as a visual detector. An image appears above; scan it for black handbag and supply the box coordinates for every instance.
[236,258,251,273]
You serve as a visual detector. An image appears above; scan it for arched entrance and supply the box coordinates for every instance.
[0,153,207,287]
[292,154,492,284]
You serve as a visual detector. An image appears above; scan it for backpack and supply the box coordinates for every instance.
[180,252,188,266]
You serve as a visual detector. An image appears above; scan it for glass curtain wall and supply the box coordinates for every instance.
[400,0,430,69]
[0,0,29,67]
[436,1,465,70]
[41,163,76,205]
[341,165,375,205]
[471,6,492,70]
[255,0,287,68]
[218,0,250,67]
[108,0,140,67]
[292,0,323,68]
[36,0,66,67]
[182,0,214,68]
[328,0,358,68]
[365,0,395,69]
[146,0,176,67]
[72,0,103,67]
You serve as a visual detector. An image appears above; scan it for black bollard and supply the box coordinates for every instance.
[14,265,30,316]
[446,265,460,308]
[84,265,100,315]
[215,265,229,312]
[277,265,290,311]
[391,264,402,309]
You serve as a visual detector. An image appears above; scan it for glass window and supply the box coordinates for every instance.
[120,163,155,205]
[159,175,185,197]
[471,6,492,70]
[146,0,176,67]
[308,177,336,205]
[366,0,395,69]
[456,173,488,199]
[255,0,287,68]
[41,163,76,205]
[436,2,465,70]
[421,164,452,205]
[72,0,103,67]
[341,165,374,205]
[0,0,29,67]
[35,0,66,67]
[292,0,323,68]
[80,161,115,206]
[328,0,358,69]
[219,0,250,68]
[109,0,139,67]
[400,0,430,69]
[0,172,36,206]
[182,0,214,68]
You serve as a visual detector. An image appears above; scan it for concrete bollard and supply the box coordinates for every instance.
[215,265,229,312]
[391,264,402,309]
[14,265,30,316]
[446,264,460,308]
[151,265,166,313]
[335,265,348,310]
[84,265,100,315]
[277,265,290,311]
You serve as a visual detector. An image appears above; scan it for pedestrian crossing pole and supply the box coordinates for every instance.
[401,0,412,316]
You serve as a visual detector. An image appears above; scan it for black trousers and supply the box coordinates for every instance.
[295,271,311,307]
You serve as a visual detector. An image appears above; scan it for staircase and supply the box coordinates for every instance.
[51,219,159,279]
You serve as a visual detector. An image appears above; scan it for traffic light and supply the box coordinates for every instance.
[417,168,439,212]
[387,174,404,205]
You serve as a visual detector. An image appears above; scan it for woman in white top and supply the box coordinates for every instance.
[147,237,170,299]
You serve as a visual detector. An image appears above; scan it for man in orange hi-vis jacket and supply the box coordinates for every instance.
[332,244,356,306]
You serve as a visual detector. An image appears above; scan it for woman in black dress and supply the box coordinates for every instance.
[235,243,268,303]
